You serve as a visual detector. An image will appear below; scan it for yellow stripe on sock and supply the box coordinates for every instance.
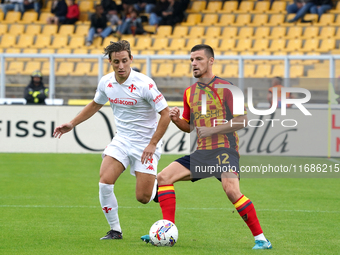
[158,186,175,192]
[234,196,249,209]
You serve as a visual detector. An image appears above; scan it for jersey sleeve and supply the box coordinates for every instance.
[93,77,108,105]
[143,80,168,112]
[182,87,190,122]
[224,87,247,117]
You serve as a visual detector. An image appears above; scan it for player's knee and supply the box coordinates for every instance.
[223,186,241,202]
[157,172,171,186]
[136,194,150,204]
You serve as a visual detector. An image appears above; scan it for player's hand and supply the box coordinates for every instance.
[53,123,74,138]
[196,126,214,138]
[169,107,180,122]
[141,144,156,164]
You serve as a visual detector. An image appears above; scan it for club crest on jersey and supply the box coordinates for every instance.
[108,97,137,105]
[129,84,136,92]
[149,83,153,90]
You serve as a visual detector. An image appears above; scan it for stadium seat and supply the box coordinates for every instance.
[285,27,303,39]
[239,50,255,64]
[301,26,319,39]
[121,35,135,47]
[78,12,89,24]
[30,34,51,49]
[221,64,238,77]
[75,24,90,36]
[102,36,118,47]
[8,24,25,35]
[329,1,340,13]
[235,39,252,52]
[186,1,206,13]
[315,38,335,52]
[253,27,270,39]
[152,25,172,38]
[234,14,251,26]
[73,62,92,76]
[0,24,8,35]
[204,38,219,49]
[3,11,21,24]
[290,65,304,78]
[0,34,16,48]
[21,48,38,61]
[67,36,85,49]
[187,26,205,38]
[172,50,189,63]
[134,36,152,50]
[58,25,75,35]
[319,26,335,39]
[197,14,218,26]
[7,61,24,74]
[237,27,254,38]
[18,12,38,24]
[22,61,41,75]
[220,27,237,38]
[50,35,68,49]
[300,38,319,52]
[217,38,235,51]
[70,48,88,62]
[168,38,186,51]
[315,13,334,26]
[244,64,256,77]
[219,51,238,65]
[285,38,303,52]
[266,1,286,13]
[216,14,235,26]
[250,39,269,52]
[5,48,21,61]
[265,14,285,26]
[234,1,254,13]
[218,1,238,13]
[25,24,41,35]
[153,63,173,77]
[181,14,201,26]
[184,38,203,51]
[79,1,93,12]
[15,34,34,48]
[150,38,168,51]
[205,27,221,38]
[55,48,72,62]
[172,25,188,38]
[253,1,270,13]
[86,49,102,62]
[42,24,58,36]
[38,48,55,61]
[141,63,158,76]
[253,51,272,64]
[202,1,223,13]
[35,12,54,24]
[212,63,223,76]
[89,62,110,76]
[268,39,286,52]
[253,64,272,78]
[41,0,52,12]
[249,14,268,26]
[172,63,191,77]
[41,61,52,75]
[271,64,284,77]
[0,12,4,22]
[268,27,286,39]
[56,62,74,76]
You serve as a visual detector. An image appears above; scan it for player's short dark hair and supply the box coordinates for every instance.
[190,44,214,58]
[104,40,132,61]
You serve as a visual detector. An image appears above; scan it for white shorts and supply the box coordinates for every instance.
[102,136,161,176]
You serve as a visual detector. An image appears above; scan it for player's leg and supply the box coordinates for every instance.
[135,171,156,204]
[221,174,272,249]
[99,155,125,240]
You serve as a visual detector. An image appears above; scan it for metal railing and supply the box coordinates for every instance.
[0,53,338,99]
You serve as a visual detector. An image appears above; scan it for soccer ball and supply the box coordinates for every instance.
[149,219,178,247]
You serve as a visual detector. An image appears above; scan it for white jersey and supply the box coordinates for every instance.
[94,69,168,144]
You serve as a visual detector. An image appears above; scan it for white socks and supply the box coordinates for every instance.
[254,233,267,242]
[99,182,121,233]
[148,178,158,203]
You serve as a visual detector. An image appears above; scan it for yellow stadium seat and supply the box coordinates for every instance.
[239,50,255,64]
[300,38,319,52]
[234,1,254,13]
[285,27,303,39]
[8,24,25,35]
[139,50,155,56]
[102,36,118,47]
[70,48,88,62]
[218,51,237,65]
[84,48,100,62]
[234,14,251,26]
[41,0,52,12]
[153,25,172,38]
[253,27,270,39]
[41,61,52,75]
[181,13,201,26]
[320,26,336,39]
[265,14,285,26]
[150,38,168,51]
[268,39,286,52]
[168,38,186,51]
[22,61,41,75]
[220,27,237,38]
[67,36,85,49]
[290,65,304,78]
[35,12,54,24]
[253,2,270,13]
[75,24,90,36]
[303,14,318,24]
[212,63,223,76]
[134,36,152,50]
[253,51,271,65]
[31,34,51,49]
[18,12,38,24]
[272,51,286,65]
[301,26,319,39]
[218,1,238,13]
[55,48,72,62]
[141,63,158,76]
[25,24,41,35]
[329,1,340,13]
[244,64,256,77]
[186,1,206,13]
[79,1,93,12]
[253,64,272,78]
[288,51,304,64]
[315,13,334,26]
[217,39,236,51]
[249,14,268,26]
[284,39,302,52]
[204,38,219,49]
[172,25,188,38]
[6,48,21,61]
[315,38,335,52]
[235,39,252,52]
[268,26,286,39]
[205,27,221,38]
[0,24,8,35]
[250,39,269,52]
[143,25,156,34]
[78,12,89,24]
[217,14,235,26]
[202,1,223,13]
[153,63,173,77]
[50,35,68,49]
[42,24,58,35]
[38,49,55,61]
[271,65,284,77]
[237,27,254,38]
[73,62,92,76]
[187,26,205,38]
[157,50,172,55]
[172,50,189,62]
[121,35,135,47]
[7,61,24,75]
[88,62,110,76]
[21,48,38,61]
[58,25,75,35]
[0,12,4,22]
[221,64,238,77]
[266,1,286,13]
[172,63,191,77]
[56,62,74,75]
[3,11,21,24]
[197,14,218,26]
[184,38,203,51]
[0,34,16,48]
[15,34,34,48]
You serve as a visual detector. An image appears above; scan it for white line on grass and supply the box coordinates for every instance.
[0,205,338,213]
[328,158,340,163]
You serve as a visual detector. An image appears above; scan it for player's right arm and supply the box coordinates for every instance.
[53,100,103,138]
[170,107,191,133]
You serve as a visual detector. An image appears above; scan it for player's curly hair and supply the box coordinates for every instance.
[104,40,132,61]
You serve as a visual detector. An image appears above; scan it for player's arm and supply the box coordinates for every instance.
[53,100,103,138]
[141,107,170,164]
[196,115,247,138]
[170,106,191,133]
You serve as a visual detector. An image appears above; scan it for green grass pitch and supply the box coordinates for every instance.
[0,153,339,255]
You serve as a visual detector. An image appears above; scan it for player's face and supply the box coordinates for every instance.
[110,51,133,83]
[190,50,214,79]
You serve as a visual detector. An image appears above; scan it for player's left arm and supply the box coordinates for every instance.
[141,107,170,164]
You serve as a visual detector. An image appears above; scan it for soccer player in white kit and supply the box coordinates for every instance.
[53,40,170,240]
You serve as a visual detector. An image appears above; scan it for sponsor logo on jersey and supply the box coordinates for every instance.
[149,83,153,90]
[107,83,113,88]
[108,97,137,105]
[129,84,136,92]
[153,94,164,104]
[146,165,154,171]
